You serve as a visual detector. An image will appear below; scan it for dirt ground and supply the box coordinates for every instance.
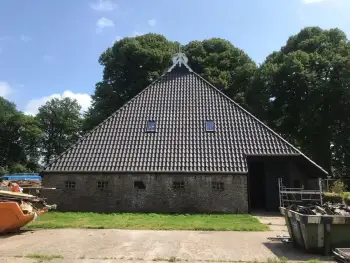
[0,215,333,263]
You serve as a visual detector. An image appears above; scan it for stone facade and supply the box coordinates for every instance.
[41,173,248,213]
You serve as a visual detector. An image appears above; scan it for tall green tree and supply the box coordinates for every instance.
[0,97,43,172]
[37,97,82,165]
[84,34,179,131]
[184,38,257,105]
[247,27,350,176]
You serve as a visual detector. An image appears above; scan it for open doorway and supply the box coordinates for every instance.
[248,161,266,211]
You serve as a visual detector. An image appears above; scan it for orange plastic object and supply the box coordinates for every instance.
[0,202,47,233]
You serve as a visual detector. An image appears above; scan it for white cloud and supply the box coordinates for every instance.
[43,54,53,62]
[20,35,31,42]
[301,0,330,3]
[25,90,92,115]
[96,17,115,33]
[90,0,117,11]
[148,19,156,27]
[0,81,13,99]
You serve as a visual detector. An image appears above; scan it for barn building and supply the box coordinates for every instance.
[41,52,327,213]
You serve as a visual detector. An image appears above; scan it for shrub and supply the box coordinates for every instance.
[323,192,343,203]
[330,180,347,194]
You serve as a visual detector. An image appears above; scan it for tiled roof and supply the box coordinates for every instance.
[44,59,326,174]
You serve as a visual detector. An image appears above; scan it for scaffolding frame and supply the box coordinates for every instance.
[278,178,323,208]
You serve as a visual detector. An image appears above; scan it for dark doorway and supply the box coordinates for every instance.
[248,161,266,210]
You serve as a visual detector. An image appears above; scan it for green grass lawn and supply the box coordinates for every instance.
[27,212,268,231]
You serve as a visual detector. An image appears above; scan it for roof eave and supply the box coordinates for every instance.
[41,170,248,175]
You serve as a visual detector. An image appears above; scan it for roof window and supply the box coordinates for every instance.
[146,120,156,132]
[205,120,215,132]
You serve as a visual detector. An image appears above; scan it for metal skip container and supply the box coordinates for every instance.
[280,207,350,255]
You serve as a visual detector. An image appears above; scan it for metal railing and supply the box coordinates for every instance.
[278,178,323,207]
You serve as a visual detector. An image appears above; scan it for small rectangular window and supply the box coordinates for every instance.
[65,181,76,189]
[205,120,215,132]
[146,120,156,132]
[97,181,108,190]
[172,181,185,190]
[134,181,146,190]
[212,182,224,191]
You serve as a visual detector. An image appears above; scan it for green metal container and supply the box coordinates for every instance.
[280,207,350,255]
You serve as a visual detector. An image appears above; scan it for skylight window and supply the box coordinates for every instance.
[146,120,156,132]
[205,120,215,132]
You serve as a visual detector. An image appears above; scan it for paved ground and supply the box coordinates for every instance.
[253,212,290,232]
[0,213,333,263]
[0,221,332,263]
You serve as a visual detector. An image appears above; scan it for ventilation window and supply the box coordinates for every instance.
[212,182,224,191]
[205,120,215,132]
[172,181,185,190]
[134,181,146,190]
[146,120,156,132]
[65,181,76,189]
[97,181,108,190]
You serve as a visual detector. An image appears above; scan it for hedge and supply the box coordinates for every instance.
[323,192,350,205]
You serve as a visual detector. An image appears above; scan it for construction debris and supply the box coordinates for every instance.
[0,190,56,214]
[0,179,41,188]
[289,202,350,216]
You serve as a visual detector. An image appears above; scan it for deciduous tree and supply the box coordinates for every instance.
[247,27,350,176]
[37,97,82,165]
[0,97,43,172]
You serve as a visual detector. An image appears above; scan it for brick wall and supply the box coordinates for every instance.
[41,173,248,213]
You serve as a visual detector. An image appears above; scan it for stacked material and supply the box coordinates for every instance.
[289,202,350,216]
[0,180,41,188]
[0,190,56,214]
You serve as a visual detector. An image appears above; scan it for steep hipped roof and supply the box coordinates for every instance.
[44,53,327,175]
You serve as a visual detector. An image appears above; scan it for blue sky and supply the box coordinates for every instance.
[1,0,349,115]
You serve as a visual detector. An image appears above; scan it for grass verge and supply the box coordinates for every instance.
[27,212,268,231]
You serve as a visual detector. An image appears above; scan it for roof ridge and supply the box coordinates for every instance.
[190,71,328,175]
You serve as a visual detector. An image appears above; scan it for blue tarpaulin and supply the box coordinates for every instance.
[1,174,41,181]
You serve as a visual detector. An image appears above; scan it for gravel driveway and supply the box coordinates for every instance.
[0,224,331,263]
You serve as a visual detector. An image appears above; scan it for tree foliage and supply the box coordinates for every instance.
[37,97,82,165]
[184,38,257,105]
[247,27,350,176]
[0,97,43,173]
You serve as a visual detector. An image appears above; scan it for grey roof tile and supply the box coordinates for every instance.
[45,63,325,174]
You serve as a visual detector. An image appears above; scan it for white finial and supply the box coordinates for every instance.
[168,46,193,72]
